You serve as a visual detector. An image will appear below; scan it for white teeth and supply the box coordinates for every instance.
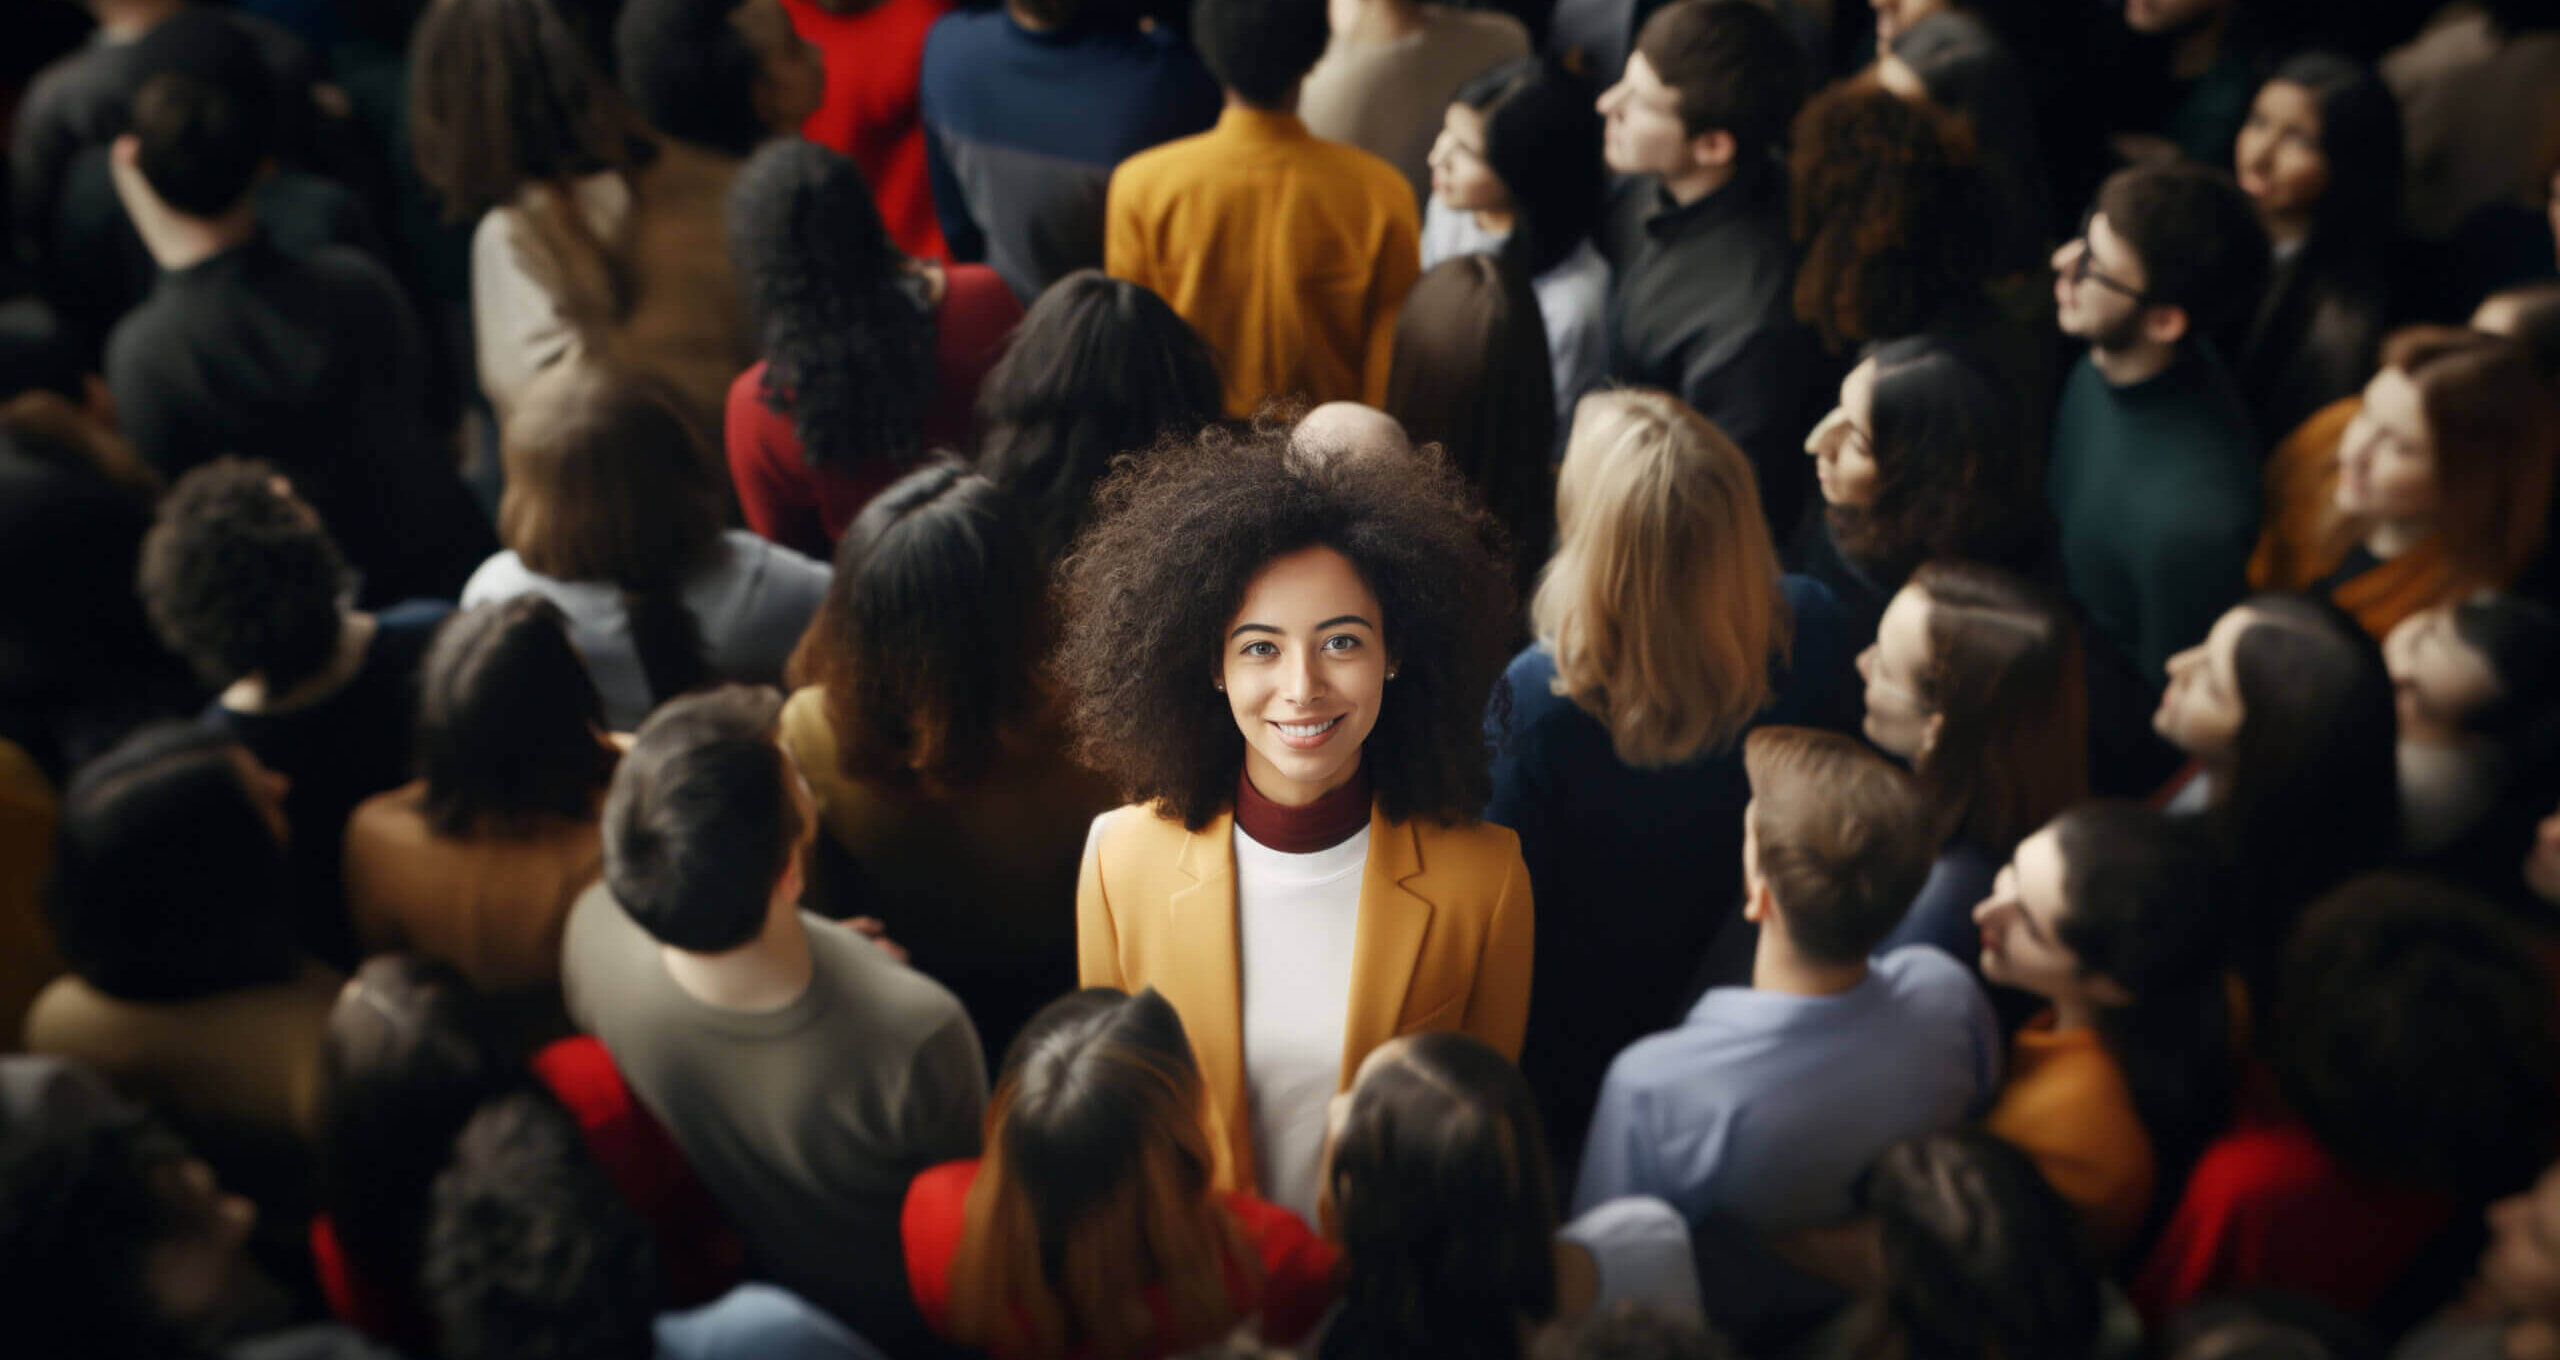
[1276,717,1341,738]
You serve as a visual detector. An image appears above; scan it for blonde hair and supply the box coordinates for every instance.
[1531,389,1790,766]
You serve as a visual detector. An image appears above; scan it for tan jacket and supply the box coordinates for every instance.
[1076,800,1532,1193]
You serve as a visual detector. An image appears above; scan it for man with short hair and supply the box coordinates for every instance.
[561,686,986,1354]
[615,0,826,159]
[2045,163,2268,687]
[1574,726,1999,1344]
[1593,0,1815,533]
[1105,0,1421,414]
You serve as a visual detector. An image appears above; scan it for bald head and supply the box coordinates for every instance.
[1290,402,1413,468]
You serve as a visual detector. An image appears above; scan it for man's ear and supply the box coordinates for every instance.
[1686,127,1738,173]
[2141,301,2191,348]
[1743,875,1774,925]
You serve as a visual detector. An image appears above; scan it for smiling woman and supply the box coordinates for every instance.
[1057,421,1527,1223]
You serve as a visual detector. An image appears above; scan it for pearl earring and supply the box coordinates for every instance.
[1213,679,1225,692]
[1387,669,1399,681]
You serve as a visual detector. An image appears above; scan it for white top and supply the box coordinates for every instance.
[1559,1196,1706,1317]
[1419,195,1612,436]
[1235,823,1369,1223]
[470,172,631,423]
[462,529,832,731]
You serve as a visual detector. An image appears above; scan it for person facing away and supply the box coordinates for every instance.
[1573,725,2001,1348]
[560,684,988,1353]
[1297,0,1532,206]
[1592,0,1817,536]
[1104,0,1422,415]
[2045,162,2269,687]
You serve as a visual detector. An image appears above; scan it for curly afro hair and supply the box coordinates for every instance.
[137,458,347,691]
[1054,425,1515,831]
[1789,81,1992,351]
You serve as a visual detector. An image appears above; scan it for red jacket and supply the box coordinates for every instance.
[782,0,950,261]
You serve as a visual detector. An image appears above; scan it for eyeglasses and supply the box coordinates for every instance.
[2065,213,2149,304]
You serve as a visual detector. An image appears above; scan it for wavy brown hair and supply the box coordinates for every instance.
[1053,424,1514,831]
[1905,561,2087,855]
[1789,79,1990,351]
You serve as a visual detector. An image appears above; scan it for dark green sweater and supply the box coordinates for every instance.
[2047,348,2260,685]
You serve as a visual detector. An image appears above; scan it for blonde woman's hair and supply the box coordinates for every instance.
[1531,389,1790,766]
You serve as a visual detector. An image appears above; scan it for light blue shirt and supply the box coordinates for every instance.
[656,1285,889,1360]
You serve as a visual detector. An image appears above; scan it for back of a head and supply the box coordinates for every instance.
[616,0,766,156]
[49,722,298,1002]
[1788,81,1988,350]
[1537,389,1783,767]
[1908,561,2086,854]
[1327,1032,1558,1360]
[0,1087,215,1360]
[1851,336,2036,570]
[2157,1297,2380,1360]
[973,271,1224,566]
[2375,326,2559,588]
[1533,1304,1733,1360]
[2094,162,2271,350]
[2223,594,2400,909]
[1188,0,1330,108]
[418,597,617,837]
[1457,59,1605,279]
[787,460,1041,794]
[421,1091,662,1360]
[126,62,272,221]
[138,458,347,693]
[602,684,801,953]
[410,0,640,218]
[2449,593,2560,743]
[1859,1130,2104,1360]
[2476,281,2560,382]
[1631,0,1809,161]
[2276,873,2560,1196]
[1743,726,1935,965]
[1386,255,1556,589]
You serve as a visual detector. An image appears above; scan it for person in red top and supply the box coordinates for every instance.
[902,987,1340,1360]
[726,138,1021,555]
[781,0,950,260]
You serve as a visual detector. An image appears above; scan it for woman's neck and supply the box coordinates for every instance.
[1471,206,1518,237]
[2046,994,2104,1034]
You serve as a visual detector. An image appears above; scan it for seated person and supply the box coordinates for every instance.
[139,460,450,968]
[1573,726,2000,1345]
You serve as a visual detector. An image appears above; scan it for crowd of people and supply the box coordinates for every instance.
[3,0,2560,1357]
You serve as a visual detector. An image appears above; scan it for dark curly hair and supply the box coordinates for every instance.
[1190,0,1329,108]
[0,1090,218,1360]
[1790,81,1992,351]
[1054,425,1514,830]
[1828,335,2039,573]
[615,0,767,157]
[137,458,348,693]
[729,139,937,479]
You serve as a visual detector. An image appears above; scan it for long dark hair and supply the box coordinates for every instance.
[972,272,1224,568]
[1855,1131,2104,1360]
[1450,57,1604,280]
[786,461,1043,794]
[2048,803,2234,1183]
[1831,335,2039,574]
[2263,52,2402,272]
[1322,1033,1558,1360]
[728,139,936,479]
[417,597,619,836]
[1906,561,2086,855]
[409,0,649,220]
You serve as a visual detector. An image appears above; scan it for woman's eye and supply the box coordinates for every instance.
[1323,634,1362,653]
[1242,640,1276,657]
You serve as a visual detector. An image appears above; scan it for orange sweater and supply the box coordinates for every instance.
[2248,396,2466,641]
[1984,1012,2156,1258]
[1105,106,1420,416]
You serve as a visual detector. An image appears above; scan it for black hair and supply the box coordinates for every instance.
[2047,803,2233,1180]
[417,597,620,836]
[409,0,647,220]
[1856,1131,2105,1360]
[2273,873,2560,1196]
[2093,162,2272,348]
[46,722,300,1002]
[729,138,937,480]
[2261,53,2403,269]
[614,0,768,157]
[1833,335,2039,573]
[2157,1296,2380,1360]
[0,1092,216,1360]
[127,69,272,219]
[2449,593,2560,740]
[1189,0,1330,109]
[317,955,532,1314]
[1631,0,1809,160]
[1323,1032,1558,1360]
[137,458,348,693]
[600,684,804,952]
[421,1092,664,1360]
[1532,1304,1735,1360]
[973,271,1225,568]
[1452,58,1606,280]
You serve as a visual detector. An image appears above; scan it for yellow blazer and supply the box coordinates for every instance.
[1076,798,1533,1195]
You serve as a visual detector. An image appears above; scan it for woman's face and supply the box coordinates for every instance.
[1221,546,1391,808]
[2335,367,2440,523]
[2155,607,2256,761]
[2234,79,2328,236]
[1427,104,1510,215]
[2383,603,2502,744]
[736,0,826,135]
[1858,585,1938,759]
[1971,826,2087,1001]
[1805,357,1881,509]
[2479,1161,2560,1319]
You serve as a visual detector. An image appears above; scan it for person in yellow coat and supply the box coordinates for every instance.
[1058,420,1531,1223]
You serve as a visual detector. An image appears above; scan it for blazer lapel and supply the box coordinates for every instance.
[1339,804,1433,1086]
[1163,811,1253,1188]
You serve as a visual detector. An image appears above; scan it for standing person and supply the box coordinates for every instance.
[1105,0,1422,414]
[1573,726,2000,1347]
[1785,81,1997,361]
[615,0,825,160]
[919,0,1221,303]
[782,0,953,260]
[1593,0,1816,534]
[903,989,1341,1359]
[1298,0,1531,206]
[725,138,1021,555]
[2045,163,2269,686]
[1487,389,1853,1161]
[561,685,987,1350]
[1059,421,1528,1223]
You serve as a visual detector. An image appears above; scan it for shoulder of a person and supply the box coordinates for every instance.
[1411,812,1524,871]
[1781,573,1846,633]
[1089,800,1194,864]
[1872,945,1991,1018]
[1438,5,1532,49]
[1563,1194,1690,1244]
[459,550,537,603]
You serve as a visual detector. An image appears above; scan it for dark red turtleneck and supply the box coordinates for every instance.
[1233,765,1372,854]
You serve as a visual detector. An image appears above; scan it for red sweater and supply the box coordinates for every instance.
[725,262,1021,557]
[781,0,950,261]
[902,1158,1340,1360]
[310,1036,744,1349]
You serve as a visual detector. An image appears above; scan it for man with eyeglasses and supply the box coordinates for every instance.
[2045,162,2268,691]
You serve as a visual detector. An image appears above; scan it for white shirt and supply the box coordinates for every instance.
[1559,1196,1706,1316]
[1235,823,1369,1223]
[470,172,631,423]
